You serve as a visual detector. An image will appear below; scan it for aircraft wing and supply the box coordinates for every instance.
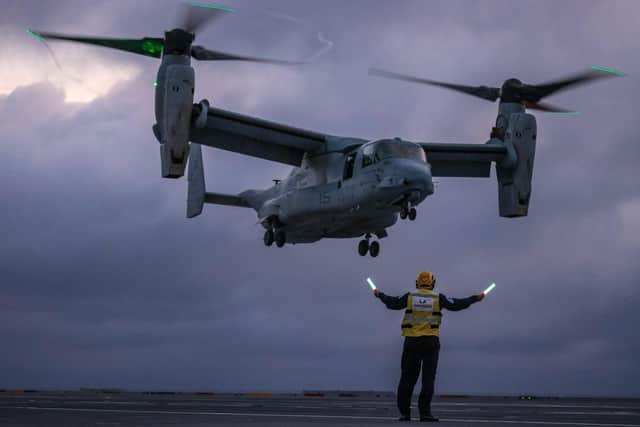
[189,106,327,166]
[420,143,507,177]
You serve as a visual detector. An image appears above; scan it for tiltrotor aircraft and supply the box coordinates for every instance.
[29,5,621,257]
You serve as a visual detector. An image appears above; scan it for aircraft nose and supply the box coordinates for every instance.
[377,161,434,198]
[403,162,434,196]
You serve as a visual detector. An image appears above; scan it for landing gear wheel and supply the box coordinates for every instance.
[275,230,286,248]
[408,208,417,221]
[369,241,380,257]
[262,230,274,246]
[263,230,274,246]
[358,239,369,256]
[400,207,408,220]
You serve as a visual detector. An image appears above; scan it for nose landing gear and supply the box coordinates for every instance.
[263,218,287,248]
[408,207,417,221]
[400,202,417,221]
[274,230,287,247]
[358,234,381,257]
[263,229,274,246]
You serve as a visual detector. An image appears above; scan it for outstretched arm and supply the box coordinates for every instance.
[439,293,483,311]
[375,291,410,310]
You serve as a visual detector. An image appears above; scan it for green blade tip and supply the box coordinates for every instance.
[190,3,234,12]
[591,66,625,76]
[26,29,44,41]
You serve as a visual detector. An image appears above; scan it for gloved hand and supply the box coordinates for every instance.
[476,293,485,301]
[374,289,380,297]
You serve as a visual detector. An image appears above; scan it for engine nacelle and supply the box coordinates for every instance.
[154,57,194,178]
[496,112,537,217]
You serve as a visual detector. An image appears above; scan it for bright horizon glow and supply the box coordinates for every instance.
[366,277,377,291]
[483,283,496,295]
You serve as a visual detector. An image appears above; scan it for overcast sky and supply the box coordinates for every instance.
[1,0,639,397]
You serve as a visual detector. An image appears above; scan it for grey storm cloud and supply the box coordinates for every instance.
[1,0,639,396]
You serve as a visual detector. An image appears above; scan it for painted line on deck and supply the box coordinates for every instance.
[436,402,640,410]
[548,411,639,416]
[4,406,640,426]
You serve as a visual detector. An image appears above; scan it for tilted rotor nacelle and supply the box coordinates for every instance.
[154,29,195,179]
[493,104,537,218]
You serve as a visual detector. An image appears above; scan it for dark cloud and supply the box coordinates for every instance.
[0,0,639,397]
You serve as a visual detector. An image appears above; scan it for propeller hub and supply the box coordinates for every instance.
[164,29,194,56]
[500,78,525,103]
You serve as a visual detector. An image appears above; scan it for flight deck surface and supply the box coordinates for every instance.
[1,391,639,426]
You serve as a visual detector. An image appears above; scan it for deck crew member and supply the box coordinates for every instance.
[374,271,483,422]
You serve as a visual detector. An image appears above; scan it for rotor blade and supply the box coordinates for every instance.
[525,68,621,102]
[27,30,164,58]
[369,68,500,102]
[191,45,303,64]
[523,101,576,113]
[178,3,233,34]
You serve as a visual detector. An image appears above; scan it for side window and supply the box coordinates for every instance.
[343,153,356,180]
[361,144,375,168]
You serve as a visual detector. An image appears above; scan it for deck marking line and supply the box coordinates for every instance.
[4,406,640,426]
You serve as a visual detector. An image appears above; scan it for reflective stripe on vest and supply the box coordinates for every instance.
[401,289,441,337]
[402,315,442,324]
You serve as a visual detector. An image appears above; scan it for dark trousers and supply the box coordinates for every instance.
[397,335,440,417]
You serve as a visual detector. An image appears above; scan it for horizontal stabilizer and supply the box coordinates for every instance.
[187,143,251,218]
[204,192,250,208]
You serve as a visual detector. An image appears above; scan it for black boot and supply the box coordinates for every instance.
[419,414,439,422]
[398,414,411,421]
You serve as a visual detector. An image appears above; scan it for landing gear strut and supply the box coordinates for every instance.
[358,234,380,258]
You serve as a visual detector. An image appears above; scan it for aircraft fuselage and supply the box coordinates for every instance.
[245,139,434,244]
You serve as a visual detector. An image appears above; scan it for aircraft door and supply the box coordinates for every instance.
[339,152,357,209]
[343,152,356,180]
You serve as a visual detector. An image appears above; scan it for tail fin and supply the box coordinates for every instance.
[186,143,251,218]
[187,143,206,218]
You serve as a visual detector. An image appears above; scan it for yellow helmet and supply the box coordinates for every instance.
[416,271,435,289]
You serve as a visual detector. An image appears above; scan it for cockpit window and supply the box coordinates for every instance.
[362,140,426,168]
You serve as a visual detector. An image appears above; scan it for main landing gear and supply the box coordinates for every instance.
[399,202,417,221]
[264,229,287,247]
[263,220,286,248]
[358,234,380,258]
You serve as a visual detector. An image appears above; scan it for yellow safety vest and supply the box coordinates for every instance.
[401,289,442,337]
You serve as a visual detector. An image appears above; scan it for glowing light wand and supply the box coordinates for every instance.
[482,283,496,296]
[366,277,378,291]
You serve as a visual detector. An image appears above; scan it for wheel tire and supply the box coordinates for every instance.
[358,239,369,256]
[369,241,380,257]
[275,231,286,248]
[263,230,274,246]
[400,208,408,220]
[409,208,417,221]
